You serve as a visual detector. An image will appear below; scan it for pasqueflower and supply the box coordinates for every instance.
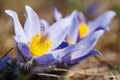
[52,7,116,63]
[5,6,84,64]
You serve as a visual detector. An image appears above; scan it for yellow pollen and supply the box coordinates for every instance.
[79,23,89,38]
[29,33,52,57]
[68,40,75,45]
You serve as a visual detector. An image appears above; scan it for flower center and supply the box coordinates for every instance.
[79,23,89,38]
[29,33,52,57]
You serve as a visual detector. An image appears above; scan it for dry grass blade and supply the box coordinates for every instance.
[37,73,64,80]
[1,47,13,59]
[53,68,71,72]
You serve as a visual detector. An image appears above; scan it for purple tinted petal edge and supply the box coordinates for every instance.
[0,56,10,70]
[17,42,32,58]
[70,49,101,63]
[35,54,55,64]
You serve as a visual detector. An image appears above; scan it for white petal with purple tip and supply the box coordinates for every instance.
[5,10,27,43]
[78,12,86,22]
[24,5,41,41]
[46,17,72,50]
[47,11,79,50]
[71,49,102,63]
[87,10,116,33]
[71,30,104,60]
[52,7,62,21]
[67,11,79,43]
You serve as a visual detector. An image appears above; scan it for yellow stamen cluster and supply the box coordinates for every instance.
[29,33,52,57]
[79,23,89,38]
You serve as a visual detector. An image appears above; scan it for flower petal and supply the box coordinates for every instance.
[88,10,116,33]
[24,5,41,41]
[40,19,50,33]
[17,42,32,58]
[50,44,84,61]
[70,30,104,62]
[66,11,79,43]
[5,10,27,43]
[35,54,55,64]
[55,41,69,49]
[77,12,86,23]
[0,56,10,70]
[35,44,82,64]
[71,49,101,63]
[46,14,74,50]
[52,7,62,22]
[36,29,103,64]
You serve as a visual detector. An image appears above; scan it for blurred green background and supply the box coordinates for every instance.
[0,0,120,79]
